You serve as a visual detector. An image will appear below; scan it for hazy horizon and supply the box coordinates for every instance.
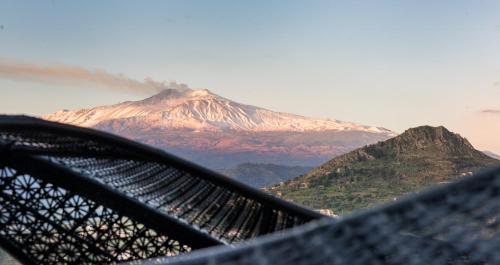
[1,1,500,153]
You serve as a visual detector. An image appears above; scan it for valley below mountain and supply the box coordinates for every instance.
[222,163,312,188]
[268,126,500,215]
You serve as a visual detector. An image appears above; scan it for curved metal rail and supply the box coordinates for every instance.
[130,166,500,265]
[0,115,322,264]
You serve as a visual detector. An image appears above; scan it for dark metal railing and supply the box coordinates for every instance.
[0,115,322,264]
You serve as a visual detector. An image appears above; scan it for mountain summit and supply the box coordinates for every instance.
[44,88,396,169]
[270,126,500,214]
[44,88,394,133]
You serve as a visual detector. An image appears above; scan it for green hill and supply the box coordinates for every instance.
[268,126,500,215]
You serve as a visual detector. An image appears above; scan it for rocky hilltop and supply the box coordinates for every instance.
[269,126,500,214]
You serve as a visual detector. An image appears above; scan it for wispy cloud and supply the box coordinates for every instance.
[0,58,186,94]
[481,109,500,114]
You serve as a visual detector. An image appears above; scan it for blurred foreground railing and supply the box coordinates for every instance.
[0,116,321,265]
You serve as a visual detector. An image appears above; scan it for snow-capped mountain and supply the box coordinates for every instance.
[44,88,394,134]
[44,88,396,170]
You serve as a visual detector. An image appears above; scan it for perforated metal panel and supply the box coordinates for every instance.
[0,116,321,264]
[0,166,191,264]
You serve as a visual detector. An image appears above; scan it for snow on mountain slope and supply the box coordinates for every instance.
[43,88,397,170]
[44,88,395,134]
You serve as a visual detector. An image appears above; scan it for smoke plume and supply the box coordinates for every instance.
[481,109,500,115]
[0,58,186,94]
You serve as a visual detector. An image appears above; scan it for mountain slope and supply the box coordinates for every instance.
[43,88,396,169]
[44,88,393,133]
[268,126,500,215]
[222,163,312,188]
[483,150,500,160]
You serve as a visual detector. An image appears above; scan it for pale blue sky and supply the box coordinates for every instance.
[1,0,500,152]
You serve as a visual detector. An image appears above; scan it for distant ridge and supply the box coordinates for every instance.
[483,150,500,160]
[43,88,395,169]
[222,163,312,188]
[269,126,500,214]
